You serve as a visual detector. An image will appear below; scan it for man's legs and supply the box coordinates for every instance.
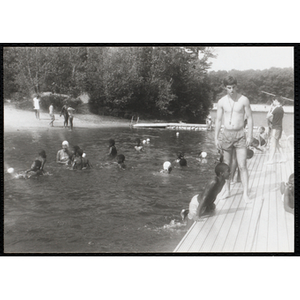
[222,148,233,198]
[266,131,277,163]
[235,147,251,203]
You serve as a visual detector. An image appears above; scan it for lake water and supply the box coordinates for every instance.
[4,110,294,254]
[4,126,219,253]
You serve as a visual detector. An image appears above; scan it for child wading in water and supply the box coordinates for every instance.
[17,150,47,179]
[181,162,230,228]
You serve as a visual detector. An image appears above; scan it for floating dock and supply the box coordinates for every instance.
[133,122,209,131]
[174,133,294,253]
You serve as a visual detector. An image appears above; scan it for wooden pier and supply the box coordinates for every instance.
[174,133,294,253]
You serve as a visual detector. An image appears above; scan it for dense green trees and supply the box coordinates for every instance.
[207,68,294,104]
[4,46,294,123]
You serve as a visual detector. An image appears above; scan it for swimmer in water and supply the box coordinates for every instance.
[116,154,126,169]
[134,138,143,152]
[160,161,172,174]
[71,148,83,170]
[175,152,187,167]
[108,139,117,158]
[57,141,71,164]
[82,152,92,169]
[181,162,230,228]
[18,150,47,179]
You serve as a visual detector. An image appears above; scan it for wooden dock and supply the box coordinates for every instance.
[174,133,294,253]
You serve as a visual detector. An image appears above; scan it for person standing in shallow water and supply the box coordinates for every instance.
[60,104,69,128]
[214,76,253,203]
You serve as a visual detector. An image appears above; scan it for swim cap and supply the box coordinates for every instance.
[142,140,147,144]
[62,141,69,147]
[146,138,150,143]
[201,152,207,158]
[163,161,172,170]
[7,168,14,173]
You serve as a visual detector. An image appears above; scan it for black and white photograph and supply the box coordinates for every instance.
[3,45,295,254]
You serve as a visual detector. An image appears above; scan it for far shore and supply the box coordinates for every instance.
[4,104,132,133]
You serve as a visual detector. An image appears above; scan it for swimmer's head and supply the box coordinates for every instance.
[201,152,207,158]
[72,145,80,155]
[142,140,147,144]
[176,132,179,136]
[77,148,83,157]
[117,154,125,164]
[109,139,115,147]
[146,138,150,143]
[177,152,184,159]
[135,138,141,146]
[215,163,230,179]
[179,158,187,167]
[82,153,86,158]
[288,173,294,188]
[39,150,47,159]
[259,126,265,134]
[247,149,254,159]
[163,161,172,173]
[62,140,69,149]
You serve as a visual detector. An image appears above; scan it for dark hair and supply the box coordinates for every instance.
[109,139,115,146]
[39,150,47,158]
[77,148,83,156]
[177,152,184,159]
[136,138,141,145]
[288,173,294,184]
[260,126,265,131]
[215,163,229,176]
[223,76,237,87]
[179,158,187,167]
[73,145,80,154]
[117,154,125,164]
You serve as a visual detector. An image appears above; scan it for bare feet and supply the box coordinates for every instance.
[243,193,252,204]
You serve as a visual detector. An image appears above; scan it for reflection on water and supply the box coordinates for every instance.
[4,127,221,253]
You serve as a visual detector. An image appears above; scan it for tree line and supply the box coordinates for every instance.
[4,46,294,122]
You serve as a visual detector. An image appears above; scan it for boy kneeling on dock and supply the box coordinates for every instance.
[181,163,230,228]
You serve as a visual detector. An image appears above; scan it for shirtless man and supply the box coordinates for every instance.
[214,76,253,203]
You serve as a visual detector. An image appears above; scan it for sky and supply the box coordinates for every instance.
[208,47,294,72]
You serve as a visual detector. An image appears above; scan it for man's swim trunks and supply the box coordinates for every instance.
[220,128,246,151]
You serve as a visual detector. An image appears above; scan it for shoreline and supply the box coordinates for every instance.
[4,104,131,133]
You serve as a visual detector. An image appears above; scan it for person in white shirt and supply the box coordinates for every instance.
[33,95,41,119]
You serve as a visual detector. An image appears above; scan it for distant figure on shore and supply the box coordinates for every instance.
[56,141,71,164]
[281,173,294,214]
[265,97,286,164]
[206,115,212,130]
[67,106,75,130]
[33,94,41,120]
[266,102,275,147]
[214,75,253,203]
[60,104,69,128]
[181,163,230,228]
[116,154,126,169]
[160,161,172,174]
[49,103,55,127]
[134,138,143,151]
[108,139,117,158]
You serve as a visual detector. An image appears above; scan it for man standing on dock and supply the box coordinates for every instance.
[265,97,286,164]
[214,76,253,203]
